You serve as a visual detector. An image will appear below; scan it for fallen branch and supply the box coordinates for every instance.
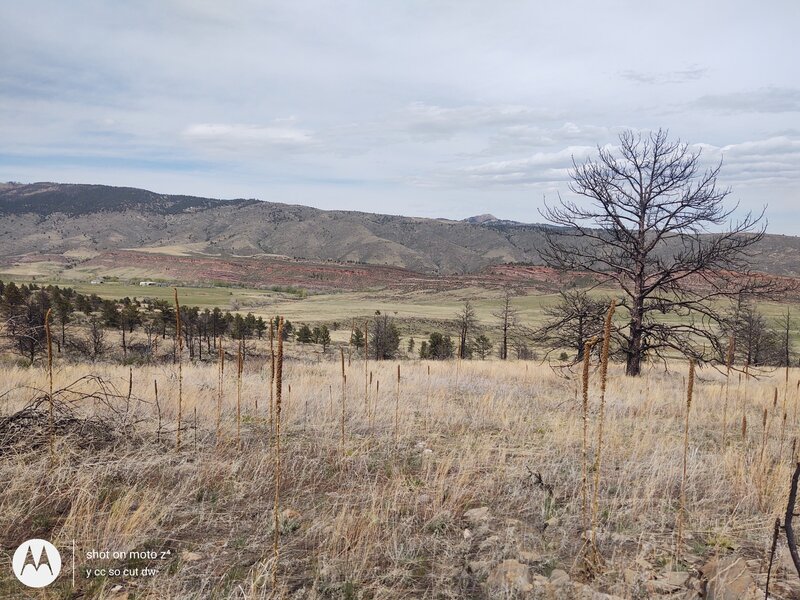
[785,461,800,578]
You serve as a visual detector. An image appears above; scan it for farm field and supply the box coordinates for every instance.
[1,353,799,599]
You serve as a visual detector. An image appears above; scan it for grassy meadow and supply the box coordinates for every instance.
[1,345,800,598]
[5,277,800,347]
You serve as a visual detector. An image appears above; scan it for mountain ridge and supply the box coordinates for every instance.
[0,182,549,275]
[1,181,799,279]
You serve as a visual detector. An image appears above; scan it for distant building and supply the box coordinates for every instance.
[90,279,103,285]
[139,281,158,286]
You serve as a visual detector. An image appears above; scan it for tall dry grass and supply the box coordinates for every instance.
[675,359,695,564]
[589,299,615,554]
[217,342,224,443]
[174,287,183,451]
[272,317,285,591]
[45,307,54,461]
[2,340,800,597]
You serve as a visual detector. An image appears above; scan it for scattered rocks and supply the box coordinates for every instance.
[463,506,490,524]
[486,559,533,594]
[467,559,491,578]
[701,555,759,600]
[544,516,561,529]
[645,570,690,594]
[477,534,500,552]
[549,568,570,586]
[518,550,543,564]
[530,573,623,599]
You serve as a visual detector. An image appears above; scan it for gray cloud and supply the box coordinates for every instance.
[0,1,799,230]
[692,87,800,114]
[393,103,562,139]
[620,66,709,85]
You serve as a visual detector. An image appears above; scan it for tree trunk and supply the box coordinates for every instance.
[625,306,643,376]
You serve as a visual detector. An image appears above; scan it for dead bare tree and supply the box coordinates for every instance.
[491,287,520,360]
[540,128,787,376]
[455,300,478,360]
[537,290,610,362]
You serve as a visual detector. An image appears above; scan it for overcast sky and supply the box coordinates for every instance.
[1,1,798,230]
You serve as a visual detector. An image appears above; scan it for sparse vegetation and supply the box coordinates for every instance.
[1,348,800,597]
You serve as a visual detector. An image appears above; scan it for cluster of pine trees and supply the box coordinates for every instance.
[0,280,292,364]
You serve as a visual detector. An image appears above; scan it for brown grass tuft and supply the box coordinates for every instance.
[272,316,285,590]
[676,359,695,564]
[590,299,616,552]
[45,307,54,461]
[173,288,183,451]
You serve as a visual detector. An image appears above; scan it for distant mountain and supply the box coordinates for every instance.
[1,181,799,279]
[462,213,528,227]
[0,182,551,275]
[463,213,499,224]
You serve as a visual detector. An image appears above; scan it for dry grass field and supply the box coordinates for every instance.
[2,349,800,599]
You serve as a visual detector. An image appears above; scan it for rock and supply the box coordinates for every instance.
[463,528,472,540]
[683,553,702,565]
[486,559,533,594]
[417,494,432,505]
[463,506,490,523]
[478,535,500,551]
[545,516,561,529]
[519,550,543,564]
[181,550,202,562]
[468,560,491,578]
[701,556,758,600]
[623,568,639,585]
[646,570,690,594]
[549,568,570,585]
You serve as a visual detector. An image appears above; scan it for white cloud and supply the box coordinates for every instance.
[692,87,800,114]
[692,137,800,185]
[182,122,315,150]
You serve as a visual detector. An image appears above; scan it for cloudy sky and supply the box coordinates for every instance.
[1,1,798,230]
